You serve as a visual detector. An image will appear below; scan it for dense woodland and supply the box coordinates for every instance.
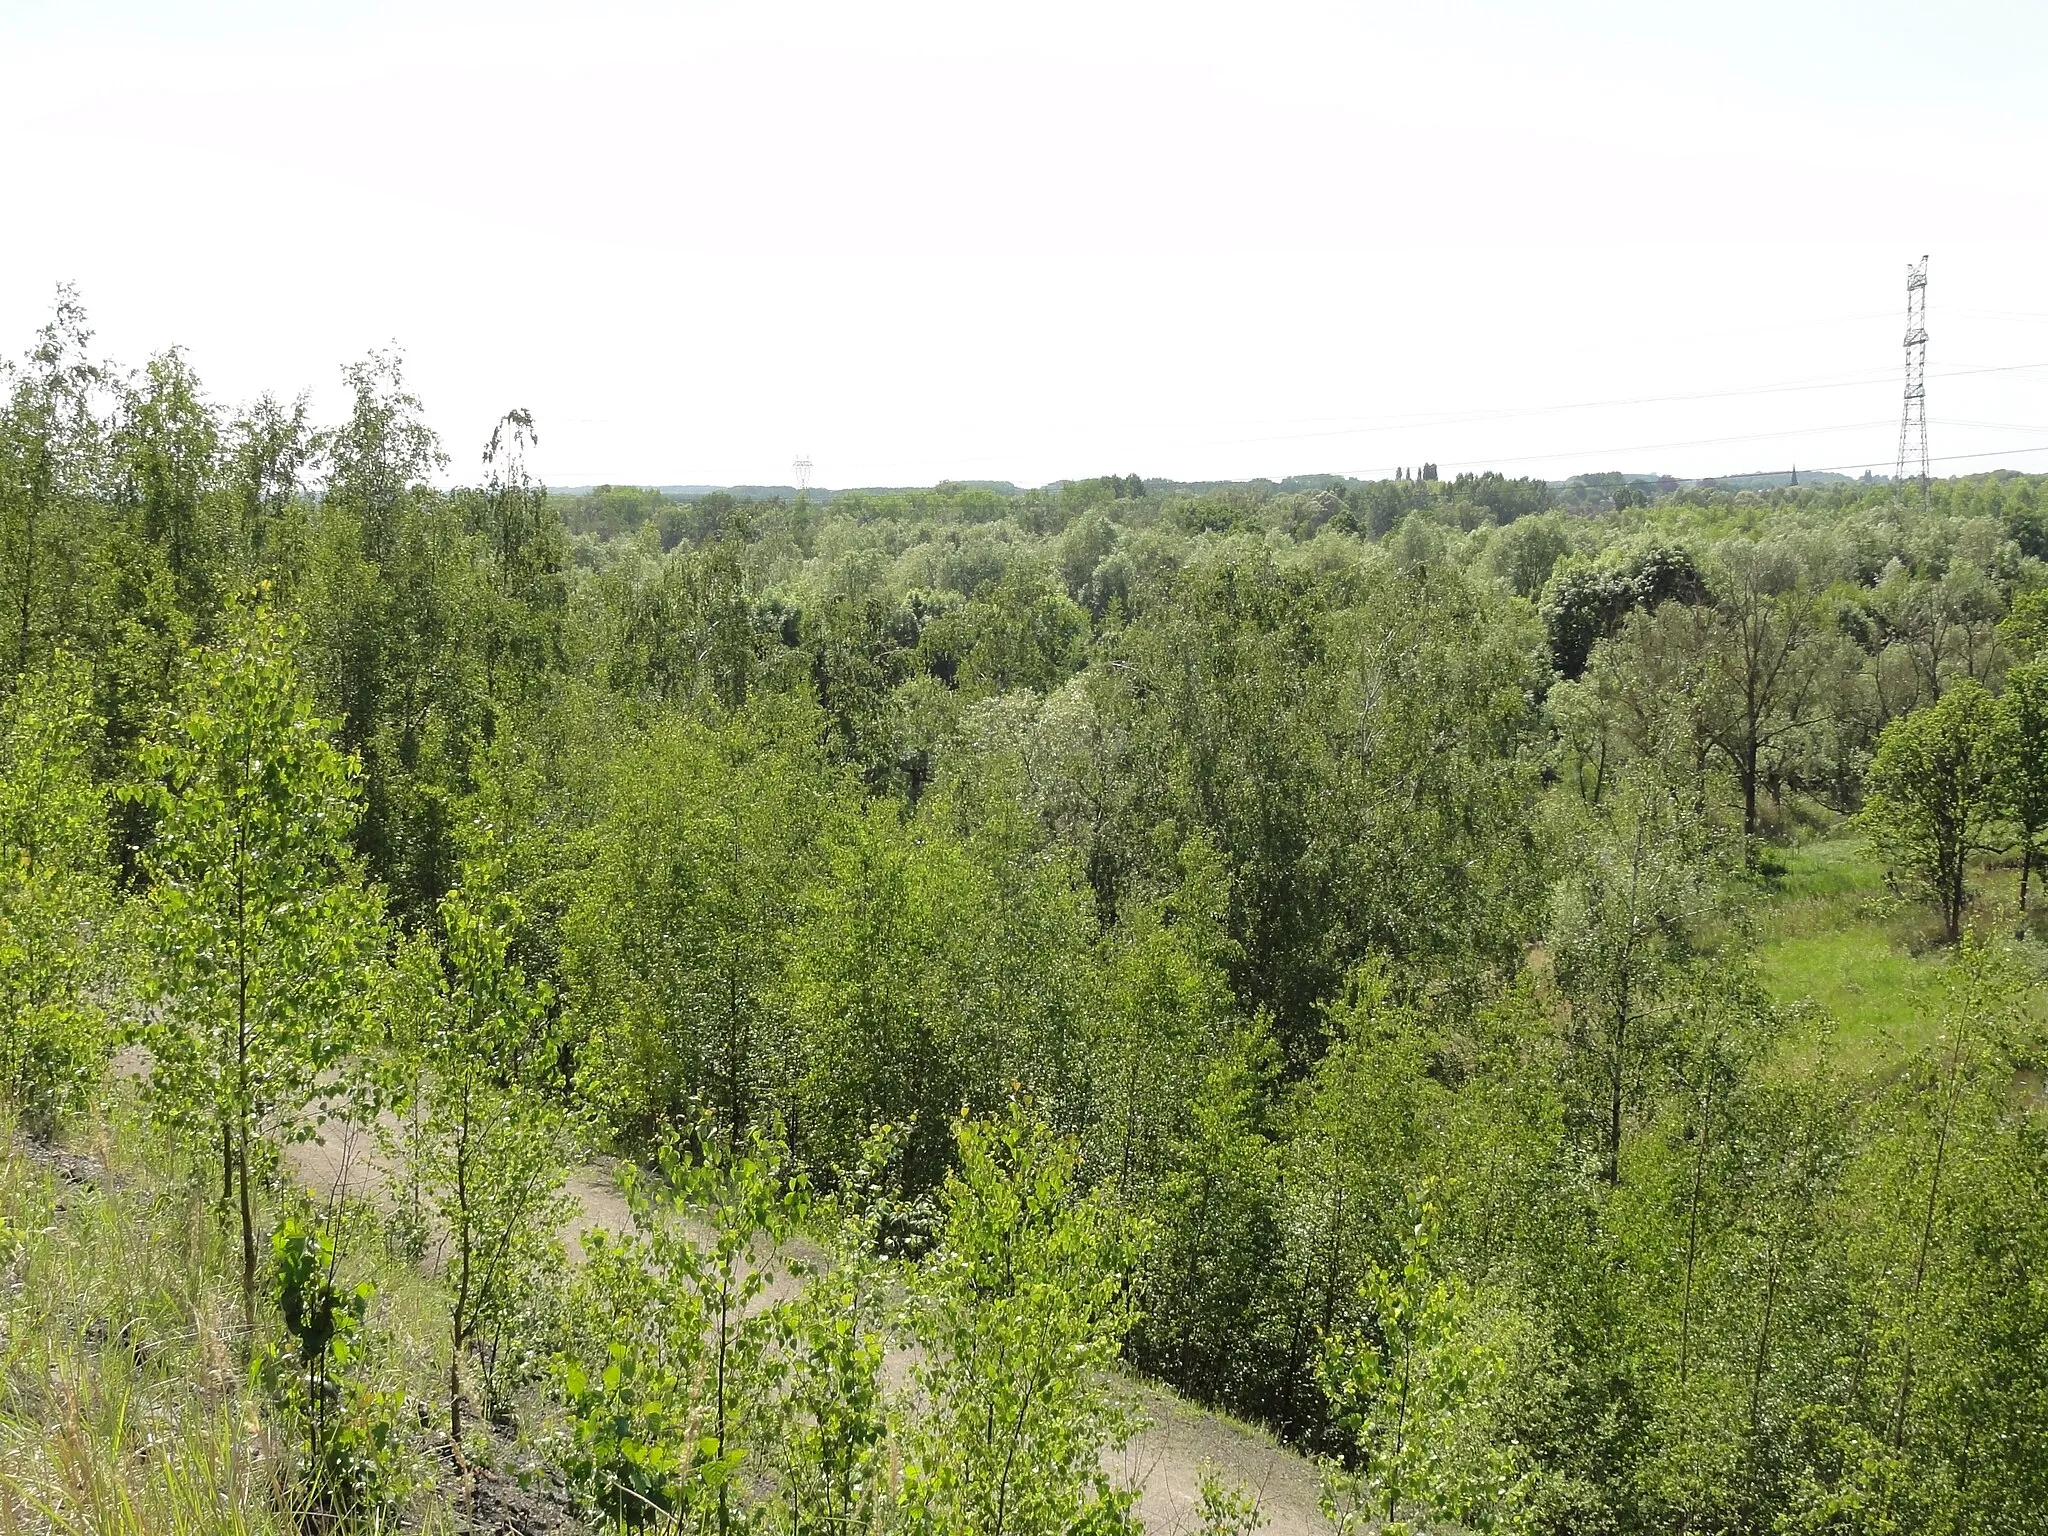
[6,292,2048,1536]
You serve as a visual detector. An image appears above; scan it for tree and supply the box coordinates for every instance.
[567,711,841,1146]
[897,1104,1144,1536]
[562,1127,811,1535]
[1319,1190,1531,1536]
[0,653,111,1129]
[1856,681,2004,941]
[1083,843,1236,1206]
[114,348,224,617]
[389,871,568,1443]
[1539,564,1637,681]
[461,409,566,723]
[0,288,105,680]
[1129,1026,1285,1420]
[1700,541,1829,840]
[225,389,313,581]
[1549,776,1715,1184]
[1993,659,2048,914]
[134,600,384,1328]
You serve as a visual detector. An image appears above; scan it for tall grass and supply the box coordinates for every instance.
[0,1114,293,1536]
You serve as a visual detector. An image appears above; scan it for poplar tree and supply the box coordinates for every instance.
[136,600,382,1329]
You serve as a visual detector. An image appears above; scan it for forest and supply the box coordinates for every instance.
[4,290,2048,1536]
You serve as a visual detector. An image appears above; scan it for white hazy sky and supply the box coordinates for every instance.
[4,0,2047,490]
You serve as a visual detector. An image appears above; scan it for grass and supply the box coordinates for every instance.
[1751,833,2048,1075]
[0,1115,285,1536]
[0,1105,464,1536]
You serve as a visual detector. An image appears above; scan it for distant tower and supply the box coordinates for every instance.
[1894,256,1930,510]
[793,454,813,493]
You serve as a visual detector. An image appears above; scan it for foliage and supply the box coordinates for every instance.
[0,654,112,1130]
[131,600,384,1327]
[1319,1191,1531,1535]
[12,290,2048,1535]
[256,1214,407,1519]
[560,1125,813,1532]
[387,870,569,1442]
[1855,679,2004,940]
[896,1103,1145,1536]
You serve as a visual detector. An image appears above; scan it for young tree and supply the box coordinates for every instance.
[389,871,568,1444]
[134,600,383,1329]
[568,712,838,1146]
[0,653,111,1129]
[0,288,106,680]
[1993,659,2048,914]
[562,1127,811,1534]
[1856,680,2004,941]
[224,390,313,581]
[1084,844,1236,1205]
[897,1104,1145,1536]
[114,348,225,617]
[1548,777,1714,1183]
[1130,1026,1285,1420]
[1319,1190,1531,1536]
[461,409,566,722]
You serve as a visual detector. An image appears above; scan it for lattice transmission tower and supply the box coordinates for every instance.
[793,454,813,492]
[1894,255,1930,510]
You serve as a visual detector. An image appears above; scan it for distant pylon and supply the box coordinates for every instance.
[1894,255,1930,510]
[793,454,813,492]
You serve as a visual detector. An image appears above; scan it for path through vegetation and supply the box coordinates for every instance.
[284,1128,1333,1534]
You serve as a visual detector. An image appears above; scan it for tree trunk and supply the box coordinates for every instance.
[1678,1080,1714,1384]
[13,480,38,673]
[236,1119,256,1333]
[452,1099,473,1445]
[1891,1030,1967,1451]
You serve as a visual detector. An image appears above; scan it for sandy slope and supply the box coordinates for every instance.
[284,1126,1332,1533]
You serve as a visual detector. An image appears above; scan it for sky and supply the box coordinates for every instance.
[3,0,2047,491]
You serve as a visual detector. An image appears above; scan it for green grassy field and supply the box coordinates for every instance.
[1751,835,2047,1075]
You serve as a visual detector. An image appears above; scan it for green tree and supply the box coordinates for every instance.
[0,653,112,1129]
[0,288,106,680]
[1993,658,2048,913]
[897,1104,1144,1536]
[1319,1190,1531,1536]
[1130,1025,1285,1418]
[389,871,568,1443]
[1549,778,1715,1184]
[461,409,566,723]
[113,348,225,618]
[1701,541,1830,841]
[563,1128,810,1534]
[133,601,383,1328]
[1083,842,1237,1204]
[567,710,841,1144]
[1856,680,2004,941]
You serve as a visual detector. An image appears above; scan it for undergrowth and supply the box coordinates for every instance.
[0,1108,462,1536]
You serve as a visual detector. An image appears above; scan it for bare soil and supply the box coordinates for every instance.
[280,1131,1333,1533]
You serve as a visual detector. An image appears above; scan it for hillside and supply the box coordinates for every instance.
[6,301,2048,1534]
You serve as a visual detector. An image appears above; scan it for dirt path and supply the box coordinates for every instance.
[283,1128,1331,1533]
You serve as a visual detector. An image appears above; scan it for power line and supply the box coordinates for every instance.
[1389,418,1896,477]
[1216,357,2048,451]
[1789,442,2048,475]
